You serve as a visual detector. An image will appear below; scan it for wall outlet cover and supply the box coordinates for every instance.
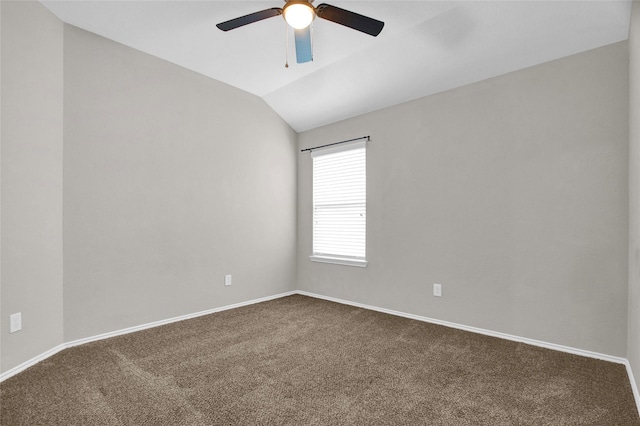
[433,283,442,297]
[225,275,232,286]
[10,312,22,333]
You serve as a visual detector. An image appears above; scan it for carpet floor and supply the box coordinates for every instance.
[1,294,639,425]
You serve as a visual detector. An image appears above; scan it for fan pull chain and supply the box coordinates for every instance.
[285,23,289,68]
[310,23,314,62]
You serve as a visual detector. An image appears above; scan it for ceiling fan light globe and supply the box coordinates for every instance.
[283,3,315,29]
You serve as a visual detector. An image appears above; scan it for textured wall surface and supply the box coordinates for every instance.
[298,42,629,356]
[628,0,640,394]
[63,25,297,341]
[0,1,64,373]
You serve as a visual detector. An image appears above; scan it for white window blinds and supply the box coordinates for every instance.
[311,140,366,266]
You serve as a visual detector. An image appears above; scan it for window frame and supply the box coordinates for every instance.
[309,140,367,268]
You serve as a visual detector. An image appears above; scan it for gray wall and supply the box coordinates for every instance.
[0,1,64,372]
[63,26,297,341]
[298,42,629,356]
[1,2,297,373]
[629,0,640,390]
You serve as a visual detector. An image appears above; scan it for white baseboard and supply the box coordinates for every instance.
[296,290,639,417]
[0,344,67,383]
[626,363,640,418]
[296,290,628,364]
[65,291,297,349]
[0,291,296,382]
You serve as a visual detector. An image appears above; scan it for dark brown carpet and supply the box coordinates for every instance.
[1,295,638,425]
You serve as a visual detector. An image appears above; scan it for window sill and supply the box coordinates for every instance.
[309,255,368,268]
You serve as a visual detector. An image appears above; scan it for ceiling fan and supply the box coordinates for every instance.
[216,0,384,64]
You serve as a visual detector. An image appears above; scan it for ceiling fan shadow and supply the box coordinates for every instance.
[413,6,476,51]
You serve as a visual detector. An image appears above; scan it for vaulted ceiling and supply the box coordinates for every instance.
[41,1,632,132]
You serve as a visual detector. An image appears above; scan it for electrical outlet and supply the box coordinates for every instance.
[10,313,22,333]
[433,283,442,297]
[225,274,232,286]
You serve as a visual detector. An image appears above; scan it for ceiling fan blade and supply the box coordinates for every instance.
[316,4,384,37]
[294,27,313,63]
[216,8,282,31]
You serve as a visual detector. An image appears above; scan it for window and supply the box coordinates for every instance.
[310,140,367,267]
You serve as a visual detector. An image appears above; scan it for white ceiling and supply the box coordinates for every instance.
[40,1,632,132]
